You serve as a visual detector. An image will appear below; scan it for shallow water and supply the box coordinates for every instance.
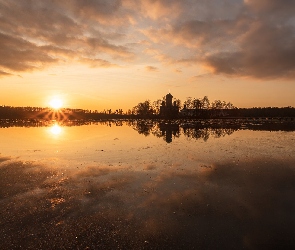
[1,120,295,249]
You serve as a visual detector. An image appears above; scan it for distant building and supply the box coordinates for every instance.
[160,93,179,118]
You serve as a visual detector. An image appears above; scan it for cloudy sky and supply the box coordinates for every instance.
[0,0,294,110]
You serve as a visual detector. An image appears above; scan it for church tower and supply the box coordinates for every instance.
[160,93,179,118]
[166,93,173,107]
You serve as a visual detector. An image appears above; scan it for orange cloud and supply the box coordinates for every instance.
[0,0,294,80]
[0,70,13,77]
[139,0,183,20]
[145,66,159,72]
[79,58,119,68]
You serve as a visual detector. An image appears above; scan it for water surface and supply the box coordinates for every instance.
[1,120,294,249]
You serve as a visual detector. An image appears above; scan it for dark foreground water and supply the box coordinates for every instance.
[0,120,295,249]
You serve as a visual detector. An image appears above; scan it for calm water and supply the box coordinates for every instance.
[1,120,295,249]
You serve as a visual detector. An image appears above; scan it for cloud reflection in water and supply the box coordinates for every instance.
[0,157,294,249]
[1,121,295,249]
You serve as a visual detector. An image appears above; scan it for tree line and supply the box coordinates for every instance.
[1,94,295,120]
[132,95,295,118]
[132,95,236,117]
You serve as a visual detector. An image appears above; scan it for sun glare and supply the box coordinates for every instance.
[49,98,63,109]
[50,124,62,135]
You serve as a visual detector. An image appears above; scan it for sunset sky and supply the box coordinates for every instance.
[0,0,294,111]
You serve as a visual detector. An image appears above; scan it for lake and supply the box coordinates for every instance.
[1,120,295,249]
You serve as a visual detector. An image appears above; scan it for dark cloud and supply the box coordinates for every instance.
[0,0,134,75]
[0,1,81,40]
[85,37,134,60]
[144,19,235,49]
[142,0,295,80]
[0,0,294,79]
[0,32,57,72]
[245,0,295,20]
[203,19,295,79]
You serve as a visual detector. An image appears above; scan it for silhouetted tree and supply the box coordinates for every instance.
[132,100,154,117]
[152,99,163,115]
[225,102,235,109]
[173,98,182,109]
[201,96,210,109]
[211,100,223,109]
[184,97,194,109]
[193,98,202,109]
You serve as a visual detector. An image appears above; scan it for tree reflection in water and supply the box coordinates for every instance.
[130,120,236,143]
[1,119,295,249]
[1,118,295,143]
[130,119,295,142]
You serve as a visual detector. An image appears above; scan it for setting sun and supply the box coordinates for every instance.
[49,98,63,109]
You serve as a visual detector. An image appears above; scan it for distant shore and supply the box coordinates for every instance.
[1,105,295,120]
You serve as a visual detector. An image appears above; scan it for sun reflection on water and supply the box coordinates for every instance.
[49,124,62,136]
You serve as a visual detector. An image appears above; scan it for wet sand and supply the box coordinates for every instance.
[1,157,294,249]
